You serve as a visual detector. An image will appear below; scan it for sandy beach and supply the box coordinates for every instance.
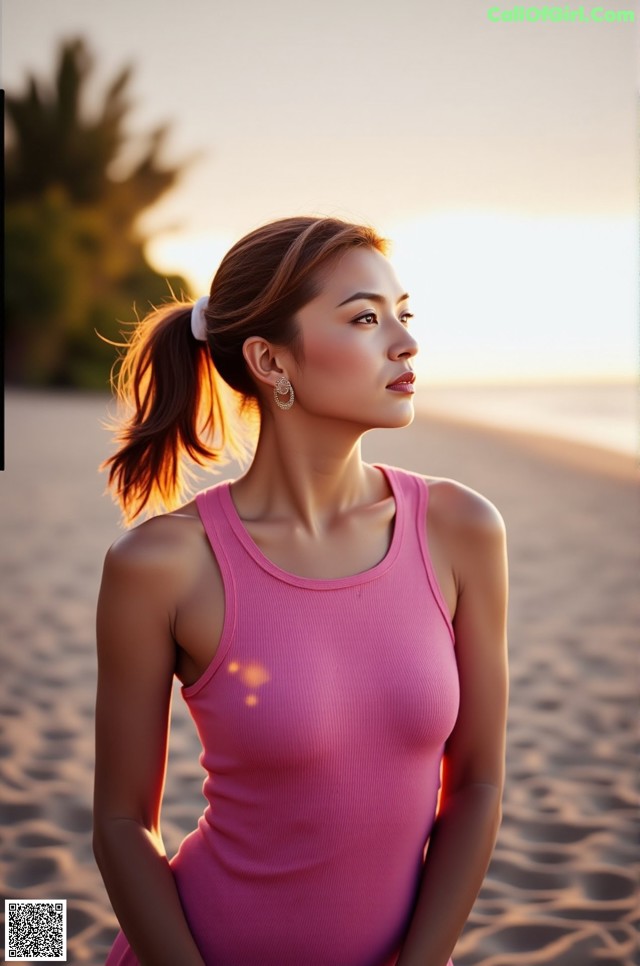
[0,388,637,965]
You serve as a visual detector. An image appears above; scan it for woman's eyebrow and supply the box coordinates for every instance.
[336,291,410,308]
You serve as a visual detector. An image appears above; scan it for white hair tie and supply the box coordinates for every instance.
[190,296,209,342]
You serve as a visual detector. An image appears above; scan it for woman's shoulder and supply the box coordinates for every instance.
[414,475,508,601]
[377,464,504,530]
[424,476,505,535]
[380,466,505,538]
[103,498,206,582]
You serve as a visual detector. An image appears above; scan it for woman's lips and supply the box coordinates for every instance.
[386,372,416,393]
[386,382,415,393]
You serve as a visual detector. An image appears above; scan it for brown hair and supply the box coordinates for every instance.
[100,215,390,525]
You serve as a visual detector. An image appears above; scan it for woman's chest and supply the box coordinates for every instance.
[188,584,460,768]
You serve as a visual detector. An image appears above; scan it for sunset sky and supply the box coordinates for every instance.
[3,0,637,383]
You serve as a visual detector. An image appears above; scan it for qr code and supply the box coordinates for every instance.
[5,899,67,961]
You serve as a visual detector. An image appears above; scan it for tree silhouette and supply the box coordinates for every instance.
[6,37,194,388]
[6,37,185,224]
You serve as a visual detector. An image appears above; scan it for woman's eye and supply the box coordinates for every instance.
[354,313,378,325]
[352,311,413,326]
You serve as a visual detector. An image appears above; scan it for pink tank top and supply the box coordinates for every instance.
[105,463,459,966]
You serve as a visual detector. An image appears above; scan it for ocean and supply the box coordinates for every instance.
[415,382,637,458]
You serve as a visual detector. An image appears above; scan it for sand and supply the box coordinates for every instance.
[0,388,637,965]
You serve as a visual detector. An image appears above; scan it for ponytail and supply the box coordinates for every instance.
[99,302,256,527]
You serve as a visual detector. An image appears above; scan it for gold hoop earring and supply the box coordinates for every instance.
[273,375,295,410]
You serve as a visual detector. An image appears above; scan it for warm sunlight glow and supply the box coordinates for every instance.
[387,213,637,385]
[146,231,233,297]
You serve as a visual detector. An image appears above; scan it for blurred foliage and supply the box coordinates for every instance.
[5,37,193,389]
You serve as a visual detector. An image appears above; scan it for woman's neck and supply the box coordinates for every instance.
[232,417,382,535]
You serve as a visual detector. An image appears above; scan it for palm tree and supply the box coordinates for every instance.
[6,37,185,222]
[5,38,195,387]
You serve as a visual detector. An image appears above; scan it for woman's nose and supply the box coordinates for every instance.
[389,323,419,360]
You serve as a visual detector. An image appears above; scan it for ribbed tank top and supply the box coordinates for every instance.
[105,463,459,966]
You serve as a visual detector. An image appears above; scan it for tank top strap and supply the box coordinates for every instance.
[195,480,239,570]
[374,463,454,643]
[372,462,424,563]
[192,483,239,686]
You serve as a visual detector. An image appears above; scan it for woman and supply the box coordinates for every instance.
[93,215,509,966]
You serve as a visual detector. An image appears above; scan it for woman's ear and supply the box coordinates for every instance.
[242,337,288,391]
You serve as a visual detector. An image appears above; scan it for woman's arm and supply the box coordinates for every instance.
[396,483,509,966]
[93,528,206,966]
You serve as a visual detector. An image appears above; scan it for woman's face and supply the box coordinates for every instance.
[288,245,419,429]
